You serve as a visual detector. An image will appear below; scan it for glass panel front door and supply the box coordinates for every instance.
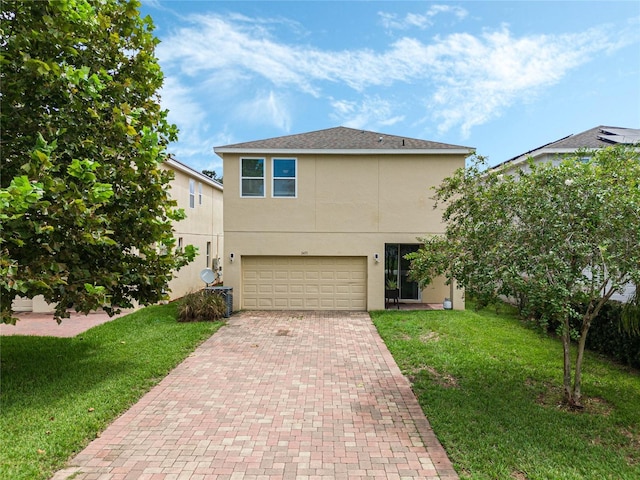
[399,244,419,300]
[385,244,420,301]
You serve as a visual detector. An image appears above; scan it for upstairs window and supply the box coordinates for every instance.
[241,158,265,197]
[198,182,203,205]
[272,158,297,198]
[189,179,195,208]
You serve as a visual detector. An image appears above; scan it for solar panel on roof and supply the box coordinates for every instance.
[598,128,640,144]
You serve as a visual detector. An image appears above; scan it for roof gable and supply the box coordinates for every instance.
[214,126,471,154]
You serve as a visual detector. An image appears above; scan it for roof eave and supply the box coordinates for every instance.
[497,147,601,170]
[214,147,473,156]
[164,158,224,191]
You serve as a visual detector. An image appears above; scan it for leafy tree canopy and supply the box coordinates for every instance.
[0,0,195,323]
[202,169,223,183]
[407,145,640,408]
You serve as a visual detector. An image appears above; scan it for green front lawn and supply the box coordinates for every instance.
[371,307,640,480]
[0,303,222,480]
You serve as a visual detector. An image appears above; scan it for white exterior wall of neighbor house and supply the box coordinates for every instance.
[163,158,224,299]
[219,144,468,312]
[12,159,223,314]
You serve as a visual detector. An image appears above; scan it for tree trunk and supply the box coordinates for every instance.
[572,316,593,409]
[561,315,573,406]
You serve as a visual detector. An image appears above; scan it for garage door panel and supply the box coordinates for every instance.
[274,284,288,294]
[290,298,304,308]
[12,297,33,312]
[258,273,273,282]
[242,256,366,310]
[320,271,335,280]
[274,271,288,280]
[243,298,258,308]
[290,271,304,281]
[274,298,289,308]
[320,285,334,294]
[305,286,319,296]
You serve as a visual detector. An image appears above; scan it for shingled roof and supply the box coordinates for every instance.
[214,126,472,155]
[496,125,640,168]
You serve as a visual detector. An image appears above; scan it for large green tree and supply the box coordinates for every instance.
[0,0,194,323]
[407,145,640,408]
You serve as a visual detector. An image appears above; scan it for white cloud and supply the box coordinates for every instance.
[330,96,404,130]
[235,91,292,132]
[156,12,631,146]
[159,76,211,158]
[160,76,205,130]
[378,5,468,30]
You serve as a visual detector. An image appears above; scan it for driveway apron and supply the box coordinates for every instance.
[53,311,458,480]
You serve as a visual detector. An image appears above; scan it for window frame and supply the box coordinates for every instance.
[271,157,297,198]
[240,157,266,198]
[198,182,203,205]
[189,179,195,208]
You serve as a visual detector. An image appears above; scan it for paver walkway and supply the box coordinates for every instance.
[52,311,458,480]
[0,310,130,337]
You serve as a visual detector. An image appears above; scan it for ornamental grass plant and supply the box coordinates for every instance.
[177,289,228,322]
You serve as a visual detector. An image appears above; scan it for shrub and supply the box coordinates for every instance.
[582,301,640,369]
[539,300,640,369]
[177,290,226,322]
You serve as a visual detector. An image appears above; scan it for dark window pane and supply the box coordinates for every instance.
[242,178,264,196]
[242,158,264,177]
[274,179,295,197]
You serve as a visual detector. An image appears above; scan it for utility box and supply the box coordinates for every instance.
[205,286,233,318]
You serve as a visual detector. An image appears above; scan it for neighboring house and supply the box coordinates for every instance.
[12,158,224,314]
[493,125,639,303]
[494,125,640,175]
[214,126,472,312]
[162,158,224,298]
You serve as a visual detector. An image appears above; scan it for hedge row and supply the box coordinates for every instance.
[579,302,640,369]
[542,302,640,369]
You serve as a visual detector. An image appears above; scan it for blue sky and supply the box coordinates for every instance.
[141,1,640,174]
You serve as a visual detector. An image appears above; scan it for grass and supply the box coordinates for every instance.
[371,305,640,480]
[0,302,223,480]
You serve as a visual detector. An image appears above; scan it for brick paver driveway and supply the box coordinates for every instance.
[53,311,458,480]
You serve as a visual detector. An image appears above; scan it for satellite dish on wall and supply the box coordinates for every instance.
[200,268,216,285]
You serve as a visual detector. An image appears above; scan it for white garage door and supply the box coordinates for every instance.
[12,297,33,312]
[242,256,367,310]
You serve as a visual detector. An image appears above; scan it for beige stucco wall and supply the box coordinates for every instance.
[223,153,465,311]
[163,163,224,299]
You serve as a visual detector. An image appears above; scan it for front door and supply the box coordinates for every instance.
[385,244,420,301]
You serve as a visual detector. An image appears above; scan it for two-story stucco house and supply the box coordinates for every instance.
[12,158,224,314]
[214,127,472,312]
[494,125,640,175]
[162,158,224,298]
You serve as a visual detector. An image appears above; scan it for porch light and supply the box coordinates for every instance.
[374,253,380,263]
